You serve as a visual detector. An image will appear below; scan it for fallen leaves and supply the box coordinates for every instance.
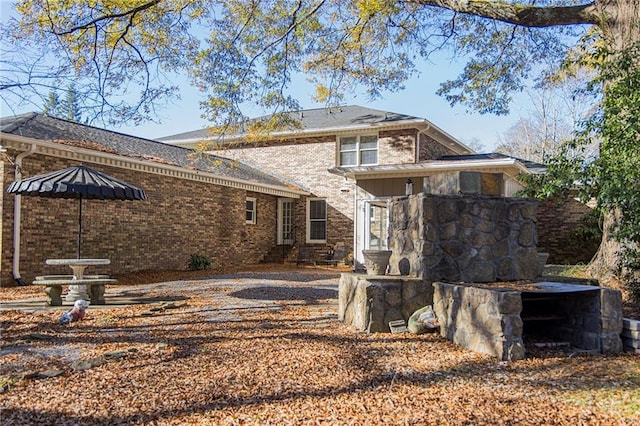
[0,268,638,425]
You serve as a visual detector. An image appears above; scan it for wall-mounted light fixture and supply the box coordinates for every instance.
[340,177,351,193]
[405,178,413,196]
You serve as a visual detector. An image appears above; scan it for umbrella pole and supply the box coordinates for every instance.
[78,196,82,259]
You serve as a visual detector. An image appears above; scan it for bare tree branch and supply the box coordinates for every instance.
[51,0,163,36]
[405,1,598,27]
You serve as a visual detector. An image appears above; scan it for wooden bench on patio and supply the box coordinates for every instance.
[32,275,118,306]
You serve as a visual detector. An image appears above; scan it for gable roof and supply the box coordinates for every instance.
[0,113,307,197]
[158,105,472,154]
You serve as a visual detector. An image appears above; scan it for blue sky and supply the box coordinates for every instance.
[116,61,530,152]
[0,1,532,152]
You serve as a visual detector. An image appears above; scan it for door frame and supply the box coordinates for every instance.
[277,198,295,245]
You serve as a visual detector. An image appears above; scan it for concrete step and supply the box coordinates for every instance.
[622,337,640,349]
[623,318,640,331]
[623,345,640,354]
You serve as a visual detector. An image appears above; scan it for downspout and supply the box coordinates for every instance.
[12,144,37,285]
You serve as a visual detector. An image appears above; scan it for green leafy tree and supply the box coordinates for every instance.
[520,39,639,296]
[1,0,639,278]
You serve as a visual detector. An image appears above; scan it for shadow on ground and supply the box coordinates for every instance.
[229,286,338,302]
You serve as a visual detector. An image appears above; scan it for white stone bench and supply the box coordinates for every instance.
[32,277,118,306]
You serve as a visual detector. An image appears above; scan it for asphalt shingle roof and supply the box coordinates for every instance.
[1,112,294,188]
[158,105,422,141]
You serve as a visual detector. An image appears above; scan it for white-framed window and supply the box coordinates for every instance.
[339,134,378,166]
[306,198,327,243]
[246,197,257,224]
[366,201,388,250]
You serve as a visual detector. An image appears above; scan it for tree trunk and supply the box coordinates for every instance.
[586,0,639,279]
[587,210,623,278]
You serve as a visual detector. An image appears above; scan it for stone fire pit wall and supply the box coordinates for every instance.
[432,282,525,361]
[387,194,539,282]
[338,274,429,333]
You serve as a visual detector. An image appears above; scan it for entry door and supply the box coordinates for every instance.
[277,198,295,245]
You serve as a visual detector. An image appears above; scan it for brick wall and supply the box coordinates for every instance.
[214,127,431,260]
[1,154,278,285]
[537,197,599,264]
[215,139,355,255]
[379,129,416,164]
[419,133,459,160]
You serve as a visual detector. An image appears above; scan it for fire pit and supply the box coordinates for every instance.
[340,194,624,360]
[433,280,623,360]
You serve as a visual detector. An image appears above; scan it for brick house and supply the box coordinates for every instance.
[0,113,307,286]
[160,106,555,269]
[1,108,594,287]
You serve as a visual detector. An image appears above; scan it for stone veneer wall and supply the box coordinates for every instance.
[340,193,622,359]
[599,288,624,353]
[433,282,623,360]
[433,282,525,361]
[338,274,430,333]
[1,154,279,285]
[388,194,539,282]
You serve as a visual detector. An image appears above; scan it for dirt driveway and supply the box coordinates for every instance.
[1,267,639,425]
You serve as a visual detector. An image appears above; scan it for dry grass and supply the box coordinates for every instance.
[1,266,638,425]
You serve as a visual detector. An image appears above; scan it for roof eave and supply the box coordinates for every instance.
[163,118,432,145]
[328,158,533,180]
[1,133,309,198]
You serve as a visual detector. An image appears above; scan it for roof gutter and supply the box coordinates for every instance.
[0,133,309,198]
[328,158,531,180]
[11,143,37,285]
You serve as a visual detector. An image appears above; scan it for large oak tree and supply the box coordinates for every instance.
[2,1,639,281]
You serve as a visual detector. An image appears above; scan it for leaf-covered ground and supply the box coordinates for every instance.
[1,267,638,425]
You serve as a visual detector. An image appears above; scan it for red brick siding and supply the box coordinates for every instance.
[214,127,425,258]
[419,133,459,160]
[537,197,599,264]
[1,154,278,285]
[215,139,355,254]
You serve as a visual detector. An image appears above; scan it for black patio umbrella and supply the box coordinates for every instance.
[6,164,147,258]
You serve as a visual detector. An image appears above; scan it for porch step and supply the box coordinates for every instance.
[261,245,293,263]
[622,318,640,353]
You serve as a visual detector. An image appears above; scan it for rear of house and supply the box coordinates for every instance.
[0,113,306,286]
[161,106,565,268]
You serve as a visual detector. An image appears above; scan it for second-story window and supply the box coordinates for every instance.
[339,135,378,166]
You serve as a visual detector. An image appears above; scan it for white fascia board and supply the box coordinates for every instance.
[333,158,530,180]
[1,133,309,198]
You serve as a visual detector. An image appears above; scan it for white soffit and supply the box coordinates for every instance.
[329,158,530,180]
[1,134,308,198]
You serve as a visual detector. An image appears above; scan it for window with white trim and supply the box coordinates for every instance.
[306,198,327,243]
[339,135,378,166]
[246,197,257,224]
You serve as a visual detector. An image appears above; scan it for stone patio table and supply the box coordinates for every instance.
[45,258,111,302]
